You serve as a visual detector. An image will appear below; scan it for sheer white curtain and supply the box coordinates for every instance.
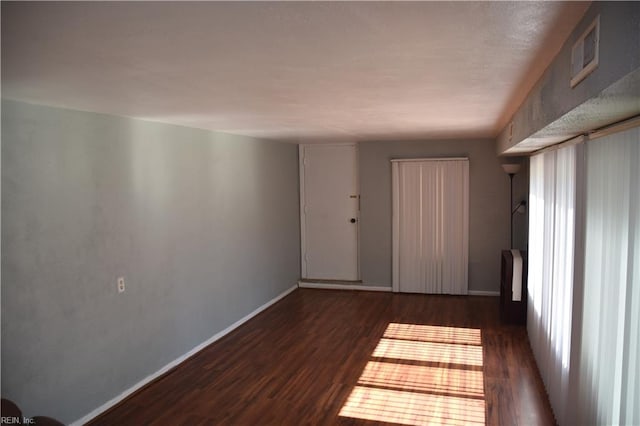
[392,159,469,294]
[574,127,640,425]
[528,144,576,426]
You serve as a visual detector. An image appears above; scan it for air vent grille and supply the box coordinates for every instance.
[570,15,600,88]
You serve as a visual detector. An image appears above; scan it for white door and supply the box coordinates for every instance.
[392,158,469,294]
[300,144,359,280]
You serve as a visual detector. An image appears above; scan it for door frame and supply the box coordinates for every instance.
[299,142,360,280]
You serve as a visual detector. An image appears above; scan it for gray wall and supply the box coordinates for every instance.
[1,100,300,423]
[498,1,640,153]
[359,139,528,292]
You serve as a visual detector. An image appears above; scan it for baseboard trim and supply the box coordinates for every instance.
[298,283,497,296]
[298,281,392,292]
[468,290,500,296]
[70,284,298,426]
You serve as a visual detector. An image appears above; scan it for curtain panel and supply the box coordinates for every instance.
[528,144,577,425]
[392,159,469,295]
[574,127,640,425]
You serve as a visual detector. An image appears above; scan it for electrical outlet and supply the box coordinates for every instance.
[117,277,125,293]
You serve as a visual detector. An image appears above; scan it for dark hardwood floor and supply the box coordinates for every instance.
[89,289,555,426]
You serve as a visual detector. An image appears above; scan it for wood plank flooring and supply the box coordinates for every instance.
[89,289,555,425]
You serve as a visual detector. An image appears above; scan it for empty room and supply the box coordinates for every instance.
[1,1,639,425]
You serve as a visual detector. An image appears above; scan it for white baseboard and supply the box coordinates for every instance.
[298,282,497,297]
[70,284,298,426]
[468,290,500,296]
[298,281,392,292]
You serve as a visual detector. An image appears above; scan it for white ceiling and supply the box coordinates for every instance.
[2,1,589,142]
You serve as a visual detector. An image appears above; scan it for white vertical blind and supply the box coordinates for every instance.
[392,159,469,294]
[575,127,640,425]
[528,144,576,426]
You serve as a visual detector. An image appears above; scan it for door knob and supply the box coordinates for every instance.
[350,218,357,223]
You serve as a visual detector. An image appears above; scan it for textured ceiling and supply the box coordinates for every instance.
[2,2,589,142]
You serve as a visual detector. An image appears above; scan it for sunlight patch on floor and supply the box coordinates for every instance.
[372,338,484,366]
[384,323,482,346]
[339,386,485,426]
[358,360,484,397]
[339,323,486,426]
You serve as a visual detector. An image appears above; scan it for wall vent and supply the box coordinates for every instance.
[570,15,600,88]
